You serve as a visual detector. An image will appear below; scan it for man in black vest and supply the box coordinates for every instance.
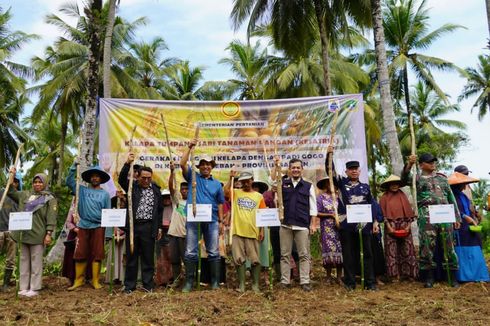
[276,157,317,291]
[119,153,163,293]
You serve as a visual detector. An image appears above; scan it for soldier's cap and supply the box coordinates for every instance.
[196,155,216,168]
[238,170,254,181]
[454,165,471,175]
[419,153,438,163]
[345,161,360,169]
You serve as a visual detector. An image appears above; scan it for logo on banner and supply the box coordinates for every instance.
[328,100,340,112]
[221,102,241,117]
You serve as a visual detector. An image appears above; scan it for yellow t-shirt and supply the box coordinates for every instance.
[232,189,266,239]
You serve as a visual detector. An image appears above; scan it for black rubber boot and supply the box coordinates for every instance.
[210,260,221,290]
[182,261,196,293]
[424,270,434,288]
[2,268,13,291]
[451,271,460,288]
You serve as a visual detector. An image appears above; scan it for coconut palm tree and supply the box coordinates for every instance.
[161,61,206,100]
[459,54,490,121]
[102,0,119,99]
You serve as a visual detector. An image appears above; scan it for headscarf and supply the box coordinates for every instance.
[33,173,49,191]
[24,173,52,213]
[379,189,415,220]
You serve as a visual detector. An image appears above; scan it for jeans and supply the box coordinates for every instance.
[185,221,219,263]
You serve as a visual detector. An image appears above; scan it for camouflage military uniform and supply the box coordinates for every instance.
[402,171,461,271]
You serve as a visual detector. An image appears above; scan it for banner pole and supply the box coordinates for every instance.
[127,126,137,254]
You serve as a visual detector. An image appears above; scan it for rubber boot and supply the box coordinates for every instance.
[424,269,434,288]
[210,260,220,290]
[451,271,460,288]
[91,261,103,289]
[182,261,196,293]
[68,261,87,291]
[236,264,246,293]
[171,264,181,288]
[252,264,261,293]
[273,263,281,283]
[2,268,13,291]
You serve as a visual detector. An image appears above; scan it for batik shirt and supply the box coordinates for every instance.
[136,187,155,220]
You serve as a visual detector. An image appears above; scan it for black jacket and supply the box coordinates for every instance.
[119,163,163,238]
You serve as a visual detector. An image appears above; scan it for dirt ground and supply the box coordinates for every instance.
[1,266,489,326]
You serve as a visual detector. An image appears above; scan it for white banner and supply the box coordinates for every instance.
[9,212,33,231]
[429,204,456,224]
[346,204,372,223]
[187,204,212,222]
[256,208,281,227]
[101,209,127,227]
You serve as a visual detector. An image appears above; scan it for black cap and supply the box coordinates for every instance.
[454,165,470,175]
[419,153,437,163]
[346,161,360,169]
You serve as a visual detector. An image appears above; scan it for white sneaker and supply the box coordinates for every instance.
[18,290,29,296]
[25,290,39,297]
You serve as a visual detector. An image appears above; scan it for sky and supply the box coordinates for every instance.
[2,0,489,179]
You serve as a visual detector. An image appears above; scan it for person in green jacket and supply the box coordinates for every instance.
[8,170,57,297]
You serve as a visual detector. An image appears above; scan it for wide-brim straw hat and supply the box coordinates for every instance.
[448,172,479,185]
[380,174,402,189]
[81,166,111,184]
[316,177,330,190]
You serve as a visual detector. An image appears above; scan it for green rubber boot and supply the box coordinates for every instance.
[252,264,261,293]
[236,264,246,293]
[182,261,196,293]
[210,260,221,290]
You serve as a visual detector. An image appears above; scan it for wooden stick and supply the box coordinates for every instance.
[160,114,178,203]
[228,177,234,246]
[273,142,284,222]
[327,110,340,228]
[261,141,272,176]
[191,125,200,217]
[0,143,24,210]
[359,227,364,290]
[127,126,137,254]
[114,151,121,243]
[73,127,83,225]
[409,114,418,216]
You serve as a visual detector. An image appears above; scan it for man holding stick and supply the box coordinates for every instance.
[119,153,163,293]
[180,138,224,292]
[66,164,111,290]
[401,153,461,288]
[325,147,379,291]
[275,157,317,292]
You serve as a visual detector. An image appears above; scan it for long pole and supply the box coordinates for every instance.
[73,127,83,225]
[228,178,235,246]
[191,125,200,289]
[409,114,418,215]
[160,114,178,203]
[359,226,364,290]
[15,231,22,300]
[0,143,24,210]
[442,225,452,286]
[327,111,340,228]
[273,142,284,222]
[127,126,137,254]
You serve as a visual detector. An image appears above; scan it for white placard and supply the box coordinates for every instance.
[346,204,372,223]
[428,204,456,224]
[187,204,212,222]
[256,208,281,227]
[101,209,127,227]
[9,212,33,231]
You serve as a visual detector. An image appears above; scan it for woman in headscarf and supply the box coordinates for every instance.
[9,171,57,297]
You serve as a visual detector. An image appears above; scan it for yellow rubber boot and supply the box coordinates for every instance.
[91,261,103,289]
[68,261,87,291]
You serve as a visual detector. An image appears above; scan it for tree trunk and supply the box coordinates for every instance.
[81,0,103,170]
[313,0,332,96]
[370,0,404,175]
[486,0,490,45]
[103,0,117,99]
[57,116,68,187]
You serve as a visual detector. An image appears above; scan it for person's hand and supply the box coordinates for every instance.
[44,233,52,246]
[408,154,417,165]
[454,221,461,230]
[169,161,175,172]
[126,152,135,164]
[73,227,79,234]
[189,138,198,149]
[157,229,163,240]
[373,221,380,234]
[259,229,265,242]
[273,155,281,164]
[327,145,334,153]
[230,167,239,178]
[309,223,317,235]
[9,166,16,174]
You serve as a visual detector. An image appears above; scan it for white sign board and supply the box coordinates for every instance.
[256,208,281,227]
[187,204,212,222]
[101,209,127,227]
[9,212,33,231]
[429,204,456,224]
[346,204,372,223]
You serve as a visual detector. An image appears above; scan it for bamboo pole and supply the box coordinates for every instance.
[359,227,364,290]
[327,111,340,228]
[191,126,200,217]
[273,142,284,222]
[160,114,178,203]
[0,143,24,210]
[228,177,235,246]
[409,114,418,216]
[15,231,22,300]
[127,126,137,254]
[73,128,83,225]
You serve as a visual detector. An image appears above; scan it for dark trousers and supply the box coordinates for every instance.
[340,229,375,287]
[270,226,281,265]
[169,235,186,266]
[124,223,155,291]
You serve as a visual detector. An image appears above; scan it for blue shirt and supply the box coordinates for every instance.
[184,169,224,222]
[66,166,111,229]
